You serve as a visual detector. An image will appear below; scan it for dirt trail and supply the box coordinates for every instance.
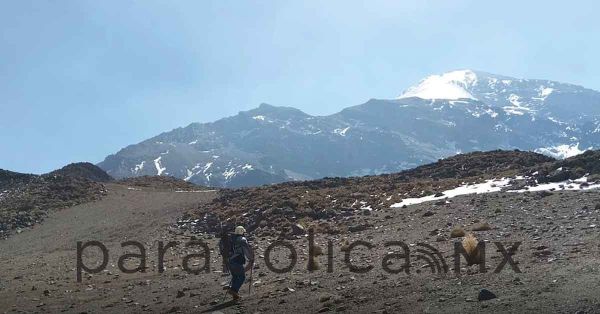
[0,183,217,313]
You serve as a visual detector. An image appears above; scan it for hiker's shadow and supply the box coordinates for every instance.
[200,300,238,313]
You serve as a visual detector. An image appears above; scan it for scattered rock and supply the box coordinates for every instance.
[478,289,497,301]
[291,224,306,235]
[348,224,369,233]
[471,222,491,231]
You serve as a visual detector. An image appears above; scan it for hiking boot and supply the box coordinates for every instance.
[227,289,241,300]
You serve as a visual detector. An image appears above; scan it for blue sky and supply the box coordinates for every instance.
[2,0,599,173]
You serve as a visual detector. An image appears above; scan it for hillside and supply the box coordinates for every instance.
[181,150,600,237]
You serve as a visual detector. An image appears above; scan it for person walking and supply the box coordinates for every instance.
[219,226,254,300]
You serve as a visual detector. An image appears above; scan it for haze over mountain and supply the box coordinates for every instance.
[98,70,600,187]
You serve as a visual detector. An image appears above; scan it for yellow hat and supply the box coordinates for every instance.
[234,226,246,235]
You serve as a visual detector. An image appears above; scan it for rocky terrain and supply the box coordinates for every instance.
[98,70,600,187]
[1,150,599,313]
[117,176,213,191]
[0,165,108,238]
[181,150,594,237]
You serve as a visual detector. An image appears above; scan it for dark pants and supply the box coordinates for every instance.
[229,262,245,293]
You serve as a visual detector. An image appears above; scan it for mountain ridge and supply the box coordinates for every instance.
[98,70,600,187]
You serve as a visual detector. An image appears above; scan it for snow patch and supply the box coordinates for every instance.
[442,120,456,127]
[253,115,266,121]
[503,94,533,116]
[535,143,590,159]
[175,190,217,193]
[547,116,566,125]
[390,176,600,208]
[133,161,145,174]
[487,109,498,118]
[223,168,237,180]
[333,127,350,136]
[184,169,194,181]
[532,86,554,101]
[508,94,521,107]
[154,156,166,175]
[592,121,600,134]
[390,178,512,208]
[509,177,600,193]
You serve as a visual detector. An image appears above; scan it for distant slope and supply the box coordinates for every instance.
[48,162,113,182]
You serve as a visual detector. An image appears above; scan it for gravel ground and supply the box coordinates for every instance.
[1,181,599,313]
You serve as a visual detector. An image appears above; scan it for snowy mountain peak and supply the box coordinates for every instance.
[397,70,600,118]
[398,69,479,100]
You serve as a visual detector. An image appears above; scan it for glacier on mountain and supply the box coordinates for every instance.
[398,70,478,100]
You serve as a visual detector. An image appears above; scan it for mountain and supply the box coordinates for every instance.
[98,70,600,187]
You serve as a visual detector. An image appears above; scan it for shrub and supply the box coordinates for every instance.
[340,238,350,252]
[462,233,482,265]
[450,226,465,238]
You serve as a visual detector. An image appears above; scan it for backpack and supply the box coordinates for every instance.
[226,234,246,265]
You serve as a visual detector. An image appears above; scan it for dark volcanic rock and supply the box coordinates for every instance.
[478,289,497,301]
[48,162,113,182]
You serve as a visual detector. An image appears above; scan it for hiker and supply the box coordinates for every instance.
[219,226,254,300]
